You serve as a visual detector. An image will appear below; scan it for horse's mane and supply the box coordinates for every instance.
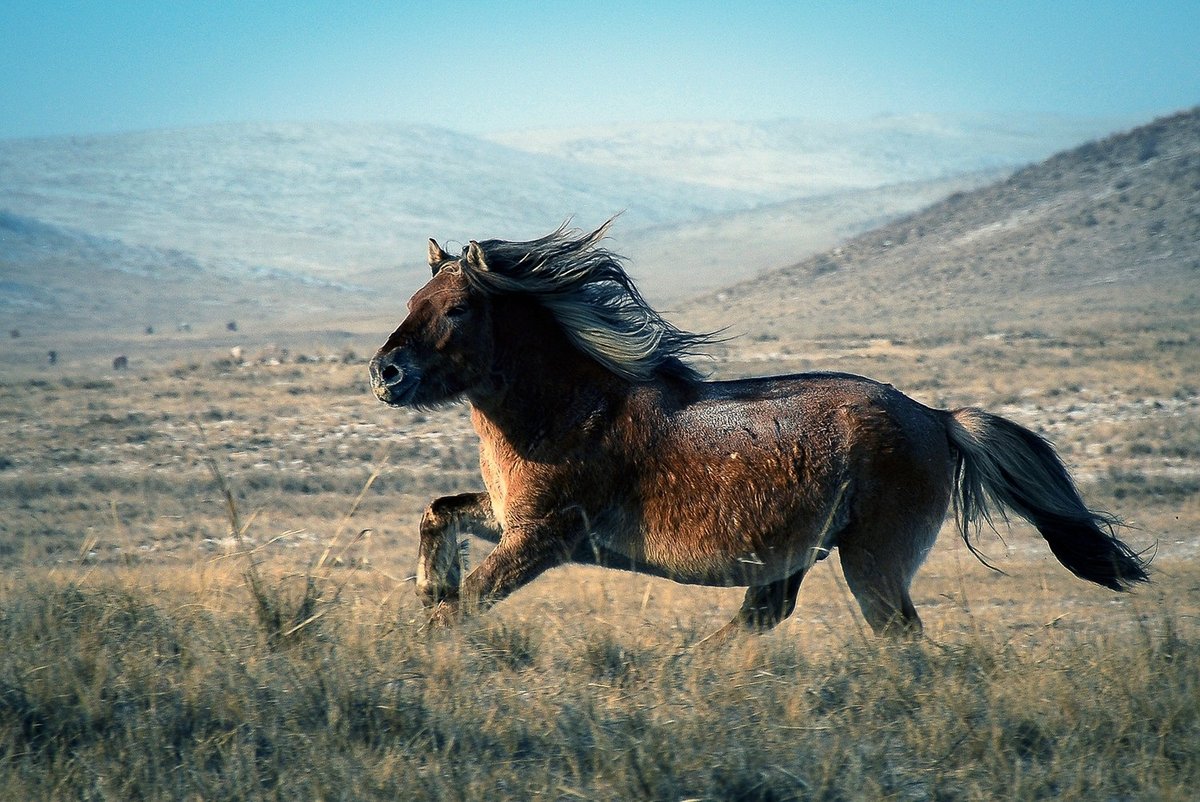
[461,220,715,383]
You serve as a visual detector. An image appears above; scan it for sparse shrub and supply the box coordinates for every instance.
[1100,466,1200,501]
[811,256,839,277]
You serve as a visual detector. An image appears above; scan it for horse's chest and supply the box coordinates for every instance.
[477,438,556,526]
[477,439,511,523]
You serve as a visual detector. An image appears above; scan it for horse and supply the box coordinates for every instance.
[368,222,1149,641]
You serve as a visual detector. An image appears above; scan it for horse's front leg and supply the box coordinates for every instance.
[430,508,585,625]
[416,492,500,608]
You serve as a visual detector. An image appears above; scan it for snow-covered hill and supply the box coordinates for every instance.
[0,122,756,281]
[0,113,1130,339]
[488,114,1128,196]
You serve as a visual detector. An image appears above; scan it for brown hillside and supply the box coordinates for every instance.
[683,107,1200,341]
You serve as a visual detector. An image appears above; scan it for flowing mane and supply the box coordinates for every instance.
[459,221,714,382]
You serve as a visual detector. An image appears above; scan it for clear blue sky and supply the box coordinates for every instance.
[2,1,1196,139]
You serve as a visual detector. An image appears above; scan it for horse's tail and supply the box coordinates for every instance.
[945,407,1149,590]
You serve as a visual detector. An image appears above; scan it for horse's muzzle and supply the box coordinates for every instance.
[368,354,418,406]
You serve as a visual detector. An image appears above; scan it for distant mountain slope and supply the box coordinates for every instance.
[619,170,1006,303]
[0,211,357,333]
[1,115,1122,293]
[489,114,1129,196]
[0,114,1160,352]
[0,122,757,281]
[685,108,1200,339]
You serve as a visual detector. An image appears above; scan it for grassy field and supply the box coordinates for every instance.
[1,318,1198,800]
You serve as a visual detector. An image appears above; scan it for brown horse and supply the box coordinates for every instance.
[368,222,1148,640]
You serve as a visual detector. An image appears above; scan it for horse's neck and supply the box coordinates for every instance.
[467,335,626,459]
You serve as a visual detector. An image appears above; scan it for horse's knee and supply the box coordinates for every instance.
[422,494,464,529]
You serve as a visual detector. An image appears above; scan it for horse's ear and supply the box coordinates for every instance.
[465,240,489,271]
[428,238,450,272]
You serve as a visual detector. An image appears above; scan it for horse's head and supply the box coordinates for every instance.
[368,239,496,408]
[371,222,712,407]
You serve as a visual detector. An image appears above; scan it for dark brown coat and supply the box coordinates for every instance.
[369,224,1148,641]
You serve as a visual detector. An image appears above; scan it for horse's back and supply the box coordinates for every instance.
[683,371,946,449]
[616,371,955,585]
[695,370,955,492]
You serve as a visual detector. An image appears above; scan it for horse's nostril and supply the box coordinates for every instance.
[381,364,399,382]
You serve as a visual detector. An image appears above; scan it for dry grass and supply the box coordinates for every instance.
[1,313,1197,800]
[0,567,1197,800]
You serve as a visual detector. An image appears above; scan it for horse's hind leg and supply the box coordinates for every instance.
[837,543,924,637]
[696,569,806,648]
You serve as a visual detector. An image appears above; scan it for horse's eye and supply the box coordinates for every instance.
[445,304,470,319]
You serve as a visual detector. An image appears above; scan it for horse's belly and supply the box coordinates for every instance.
[594,523,814,587]
[626,475,838,586]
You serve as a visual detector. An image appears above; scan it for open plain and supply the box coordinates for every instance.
[1,110,1198,799]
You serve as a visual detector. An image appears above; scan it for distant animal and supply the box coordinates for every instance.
[230,346,244,363]
[112,355,128,371]
[368,222,1149,642]
[47,350,57,365]
[226,321,238,332]
[145,325,154,335]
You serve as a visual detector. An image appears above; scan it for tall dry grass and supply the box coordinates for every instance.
[0,569,1196,801]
